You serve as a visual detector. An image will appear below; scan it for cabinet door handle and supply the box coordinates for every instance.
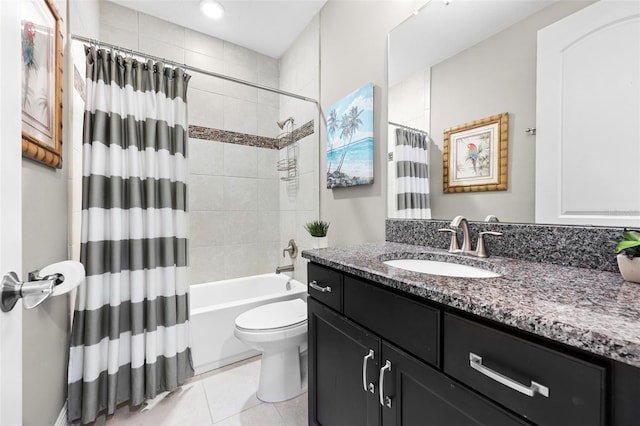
[379,360,392,408]
[362,349,375,393]
[309,280,331,293]
[469,353,549,398]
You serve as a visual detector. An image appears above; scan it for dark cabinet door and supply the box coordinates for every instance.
[379,342,530,426]
[309,298,381,426]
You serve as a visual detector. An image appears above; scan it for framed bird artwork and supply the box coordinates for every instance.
[20,0,63,169]
[443,112,508,193]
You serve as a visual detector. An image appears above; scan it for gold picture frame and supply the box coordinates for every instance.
[21,0,63,169]
[443,113,508,193]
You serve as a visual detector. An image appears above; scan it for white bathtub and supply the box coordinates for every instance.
[189,273,307,375]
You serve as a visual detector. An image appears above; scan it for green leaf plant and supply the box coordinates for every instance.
[615,230,640,259]
[304,220,330,238]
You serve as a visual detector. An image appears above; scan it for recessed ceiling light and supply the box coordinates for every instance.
[200,0,224,19]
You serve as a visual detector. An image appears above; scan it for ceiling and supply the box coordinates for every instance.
[389,0,555,86]
[107,0,327,58]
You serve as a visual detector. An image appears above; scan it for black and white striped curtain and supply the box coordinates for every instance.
[68,47,193,423]
[395,128,432,219]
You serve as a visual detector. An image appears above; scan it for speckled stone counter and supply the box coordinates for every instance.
[302,241,640,368]
[386,219,626,272]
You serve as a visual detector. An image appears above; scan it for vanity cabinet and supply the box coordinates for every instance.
[308,264,528,426]
[308,298,380,426]
[307,262,627,426]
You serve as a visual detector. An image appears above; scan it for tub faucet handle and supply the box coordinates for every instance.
[283,239,298,259]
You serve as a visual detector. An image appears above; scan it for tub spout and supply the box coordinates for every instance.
[276,264,294,274]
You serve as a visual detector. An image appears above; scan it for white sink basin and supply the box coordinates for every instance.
[384,259,501,278]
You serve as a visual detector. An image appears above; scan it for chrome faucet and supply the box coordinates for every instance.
[450,215,472,252]
[282,239,298,259]
[439,215,503,258]
[275,264,294,274]
[277,239,298,274]
[484,214,500,223]
[475,231,503,258]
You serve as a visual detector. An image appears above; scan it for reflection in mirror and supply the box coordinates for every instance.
[387,0,640,226]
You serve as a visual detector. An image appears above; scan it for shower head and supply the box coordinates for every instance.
[277,117,294,129]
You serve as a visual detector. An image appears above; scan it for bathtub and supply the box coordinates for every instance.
[189,273,307,375]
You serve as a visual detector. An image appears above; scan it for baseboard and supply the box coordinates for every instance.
[194,349,259,376]
[54,402,68,426]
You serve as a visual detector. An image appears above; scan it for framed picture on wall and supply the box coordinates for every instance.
[21,0,63,169]
[443,112,508,193]
[326,83,374,188]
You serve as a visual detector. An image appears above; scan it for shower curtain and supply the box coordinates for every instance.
[395,128,432,219]
[68,47,193,424]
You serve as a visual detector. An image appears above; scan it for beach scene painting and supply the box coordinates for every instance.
[326,83,374,188]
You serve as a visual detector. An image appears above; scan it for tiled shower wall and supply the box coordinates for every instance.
[278,16,320,283]
[189,141,281,283]
[89,1,319,284]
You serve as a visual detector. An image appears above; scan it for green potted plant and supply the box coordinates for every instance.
[304,220,330,249]
[615,229,640,283]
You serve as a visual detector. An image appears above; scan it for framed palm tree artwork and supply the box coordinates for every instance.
[21,0,63,168]
[443,112,508,193]
[326,83,374,188]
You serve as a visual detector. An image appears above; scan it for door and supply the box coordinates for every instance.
[308,298,380,426]
[380,342,528,426]
[535,0,640,226]
[0,1,23,425]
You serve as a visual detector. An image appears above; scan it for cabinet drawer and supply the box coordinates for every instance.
[444,313,606,426]
[307,263,343,312]
[382,341,530,426]
[344,276,440,367]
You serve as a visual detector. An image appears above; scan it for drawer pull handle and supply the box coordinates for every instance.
[379,360,392,408]
[362,349,375,393]
[469,353,549,398]
[309,280,332,293]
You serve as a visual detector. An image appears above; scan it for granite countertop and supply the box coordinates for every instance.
[302,241,640,368]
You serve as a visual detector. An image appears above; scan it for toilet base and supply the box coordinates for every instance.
[256,346,306,403]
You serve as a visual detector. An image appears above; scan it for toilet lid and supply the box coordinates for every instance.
[236,299,307,331]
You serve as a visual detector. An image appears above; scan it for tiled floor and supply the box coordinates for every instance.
[90,357,308,425]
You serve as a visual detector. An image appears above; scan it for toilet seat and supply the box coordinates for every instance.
[235,298,307,331]
[233,298,308,402]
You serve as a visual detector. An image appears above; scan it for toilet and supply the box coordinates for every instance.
[234,298,308,402]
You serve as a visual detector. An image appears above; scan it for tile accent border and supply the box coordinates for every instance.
[386,219,625,272]
[279,120,315,149]
[189,119,315,150]
[189,126,280,149]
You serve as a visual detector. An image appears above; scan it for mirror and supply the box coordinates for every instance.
[387,0,639,225]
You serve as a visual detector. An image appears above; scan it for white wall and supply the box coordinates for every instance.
[22,0,74,424]
[318,0,418,246]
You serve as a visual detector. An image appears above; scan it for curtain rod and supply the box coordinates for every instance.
[70,34,319,105]
[388,121,429,135]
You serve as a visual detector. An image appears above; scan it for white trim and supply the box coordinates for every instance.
[0,1,23,424]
